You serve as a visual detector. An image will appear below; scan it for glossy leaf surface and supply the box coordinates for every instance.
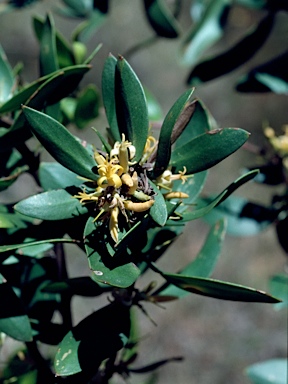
[171,128,250,174]
[23,107,97,179]
[14,188,88,220]
[115,56,149,162]
[163,273,280,303]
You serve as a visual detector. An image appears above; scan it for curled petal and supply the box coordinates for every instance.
[108,173,122,188]
[124,199,154,212]
[128,171,138,195]
[97,176,108,188]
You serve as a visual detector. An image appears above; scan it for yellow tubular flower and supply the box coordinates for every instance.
[109,206,119,243]
[163,191,189,200]
[124,199,154,212]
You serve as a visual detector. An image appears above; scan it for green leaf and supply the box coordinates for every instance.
[39,162,83,191]
[23,107,97,180]
[201,195,270,236]
[245,359,288,384]
[149,181,167,226]
[153,88,195,177]
[144,87,163,121]
[43,277,105,296]
[0,274,33,341]
[143,0,180,38]
[0,238,79,253]
[33,15,75,68]
[159,219,226,297]
[0,44,14,104]
[74,84,100,129]
[84,217,141,288]
[72,10,106,42]
[39,13,59,76]
[174,99,213,149]
[14,188,88,220]
[55,302,130,377]
[163,273,281,303]
[171,127,250,174]
[115,56,149,162]
[269,274,288,310]
[171,170,259,223]
[102,54,120,142]
[187,13,275,84]
[180,0,232,66]
[236,51,288,94]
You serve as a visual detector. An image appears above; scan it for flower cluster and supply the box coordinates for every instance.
[74,134,190,243]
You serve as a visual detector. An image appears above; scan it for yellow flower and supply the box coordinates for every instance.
[96,156,123,189]
[156,166,189,190]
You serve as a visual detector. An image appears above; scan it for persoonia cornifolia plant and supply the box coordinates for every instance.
[0,17,281,384]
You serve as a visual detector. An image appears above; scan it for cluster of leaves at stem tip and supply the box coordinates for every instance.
[0,7,283,384]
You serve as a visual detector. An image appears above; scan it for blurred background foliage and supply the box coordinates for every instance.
[0,1,287,383]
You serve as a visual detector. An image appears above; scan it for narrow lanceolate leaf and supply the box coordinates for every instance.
[0,274,33,341]
[180,0,232,67]
[171,127,250,174]
[102,54,120,142]
[236,51,288,94]
[159,219,227,297]
[143,0,180,38]
[23,107,97,179]
[187,13,275,84]
[14,188,88,221]
[153,88,195,178]
[0,238,79,254]
[115,56,149,162]
[0,44,14,104]
[74,84,100,129]
[33,15,75,68]
[163,273,281,303]
[170,170,259,223]
[39,14,59,76]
